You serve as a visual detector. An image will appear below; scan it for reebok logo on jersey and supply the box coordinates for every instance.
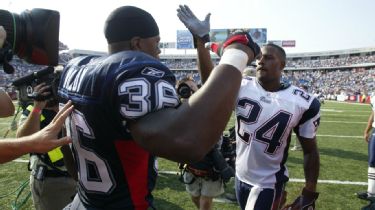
[260,96,271,104]
[141,67,165,78]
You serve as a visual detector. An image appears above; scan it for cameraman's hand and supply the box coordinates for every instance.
[177,5,211,42]
[32,83,52,109]
[0,26,6,48]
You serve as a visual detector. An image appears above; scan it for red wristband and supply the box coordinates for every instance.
[32,107,42,114]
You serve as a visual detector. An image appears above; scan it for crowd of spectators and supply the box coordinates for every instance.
[172,67,375,100]
[286,54,375,69]
[1,51,374,102]
[163,54,375,70]
[282,68,375,99]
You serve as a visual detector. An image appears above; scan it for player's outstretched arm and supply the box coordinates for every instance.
[0,101,73,164]
[130,43,255,163]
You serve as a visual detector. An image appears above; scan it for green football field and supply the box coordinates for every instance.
[0,100,372,209]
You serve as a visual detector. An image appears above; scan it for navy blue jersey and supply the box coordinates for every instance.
[58,51,179,209]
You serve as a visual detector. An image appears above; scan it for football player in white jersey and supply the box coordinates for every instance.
[177,5,321,210]
[357,95,375,202]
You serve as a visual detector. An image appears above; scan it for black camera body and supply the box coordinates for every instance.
[12,66,61,109]
[209,146,235,183]
[221,126,236,170]
[0,8,60,74]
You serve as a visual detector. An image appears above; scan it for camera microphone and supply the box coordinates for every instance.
[12,66,54,87]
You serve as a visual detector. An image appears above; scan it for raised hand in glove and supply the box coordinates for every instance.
[282,187,319,210]
[177,5,211,43]
[205,30,261,59]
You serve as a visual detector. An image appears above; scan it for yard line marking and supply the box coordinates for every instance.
[316,134,362,138]
[323,114,369,117]
[321,120,367,124]
[289,178,367,186]
[321,109,343,112]
[322,110,371,114]
[157,171,367,186]
[291,133,362,138]
[326,101,370,106]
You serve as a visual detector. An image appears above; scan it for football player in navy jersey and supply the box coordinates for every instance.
[178,5,321,210]
[59,5,260,210]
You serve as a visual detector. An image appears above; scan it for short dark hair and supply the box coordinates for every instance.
[264,43,286,61]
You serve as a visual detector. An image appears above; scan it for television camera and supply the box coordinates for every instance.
[12,66,61,109]
[0,8,60,74]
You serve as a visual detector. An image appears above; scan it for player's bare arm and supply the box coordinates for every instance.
[130,43,254,163]
[299,136,320,192]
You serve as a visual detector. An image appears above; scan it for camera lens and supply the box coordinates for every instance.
[0,8,60,67]
[177,83,192,99]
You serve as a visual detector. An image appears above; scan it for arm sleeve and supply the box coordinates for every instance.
[294,98,321,139]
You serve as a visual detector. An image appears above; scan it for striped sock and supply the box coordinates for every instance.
[368,167,375,195]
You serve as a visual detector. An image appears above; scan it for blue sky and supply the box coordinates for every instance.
[1,0,375,53]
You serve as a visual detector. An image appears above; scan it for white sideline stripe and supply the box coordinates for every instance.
[321,120,366,124]
[12,159,28,163]
[158,171,367,186]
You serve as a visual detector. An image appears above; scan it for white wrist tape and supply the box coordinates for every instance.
[218,48,249,73]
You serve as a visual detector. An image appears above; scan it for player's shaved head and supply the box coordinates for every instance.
[263,43,286,61]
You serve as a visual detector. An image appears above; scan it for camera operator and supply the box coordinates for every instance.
[16,81,77,210]
[0,25,73,164]
[178,76,234,210]
[0,26,15,117]
[0,87,15,117]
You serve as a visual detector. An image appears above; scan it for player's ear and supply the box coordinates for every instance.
[280,60,286,70]
[130,37,142,50]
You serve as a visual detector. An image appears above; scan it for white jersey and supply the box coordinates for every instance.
[235,77,320,188]
[371,96,375,128]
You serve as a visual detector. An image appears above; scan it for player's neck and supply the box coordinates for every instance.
[258,79,282,92]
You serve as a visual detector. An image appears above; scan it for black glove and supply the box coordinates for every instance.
[282,187,319,210]
[206,30,261,58]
